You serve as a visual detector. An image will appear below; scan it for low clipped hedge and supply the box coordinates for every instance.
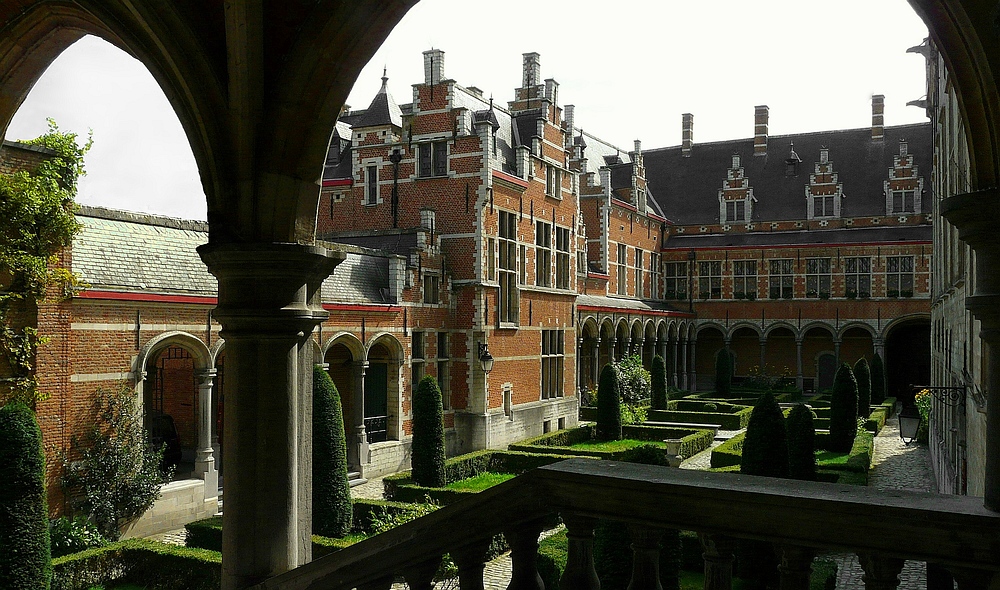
[865,406,888,434]
[623,424,714,458]
[51,538,221,590]
[666,400,748,413]
[384,449,585,504]
[509,424,713,460]
[710,429,874,483]
[511,425,596,449]
[711,432,745,468]
[647,407,753,430]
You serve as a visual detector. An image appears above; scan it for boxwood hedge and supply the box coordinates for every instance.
[51,539,221,590]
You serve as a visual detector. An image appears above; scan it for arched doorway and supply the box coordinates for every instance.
[324,338,362,469]
[695,325,725,392]
[885,318,931,405]
[365,334,402,444]
[729,326,762,380]
[764,326,798,390]
[802,325,836,392]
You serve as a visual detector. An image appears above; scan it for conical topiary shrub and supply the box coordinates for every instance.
[740,391,788,478]
[0,403,50,589]
[312,366,352,538]
[651,355,668,410]
[596,363,622,441]
[715,348,732,397]
[829,363,859,453]
[854,357,872,420]
[786,404,817,481]
[412,376,447,488]
[870,353,887,405]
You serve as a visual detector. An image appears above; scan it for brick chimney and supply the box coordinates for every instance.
[872,94,885,140]
[681,113,694,157]
[754,105,769,156]
[423,49,445,85]
[522,52,541,88]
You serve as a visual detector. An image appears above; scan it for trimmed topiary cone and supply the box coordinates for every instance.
[411,375,447,488]
[786,404,817,481]
[870,352,887,405]
[596,363,623,441]
[854,357,872,420]
[312,366,352,538]
[715,348,732,397]
[829,363,859,453]
[0,403,50,589]
[740,391,788,478]
[651,355,668,410]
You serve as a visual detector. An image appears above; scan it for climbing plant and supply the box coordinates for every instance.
[0,119,90,406]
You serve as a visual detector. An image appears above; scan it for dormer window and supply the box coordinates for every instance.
[785,159,799,177]
[725,200,746,222]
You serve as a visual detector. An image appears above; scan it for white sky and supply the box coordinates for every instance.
[5,1,929,222]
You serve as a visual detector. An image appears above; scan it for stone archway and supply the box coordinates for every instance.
[885,318,932,405]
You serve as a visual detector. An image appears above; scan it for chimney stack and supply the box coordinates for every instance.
[522,52,541,89]
[564,105,575,148]
[544,78,559,106]
[872,94,885,140]
[754,105,769,156]
[634,139,642,156]
[423,49,445,85]
[681,113,694,156]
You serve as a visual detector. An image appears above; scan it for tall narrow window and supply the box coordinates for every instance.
[635,248,644,298]
[814,195,835,217]
[519,244,527,284]
[886,255,915,297]
[423,273,440,304]
[725,200,746,222]
[698,261,722,299]
[844,257,871,298]
[535,221,552,287]
[617,243,627,295]
[486,238,496,282]
[540,330,564,399]
[769,259,794,299]
[437,332,450,409]
[650,253,660,299]
[498,211,519,324]
[891,190,916,214]
[418,141,449,177]
[733,260,757,300]
[546,165,562,197]
[411,331,425,384]
[805,258,832,298]
[433,142,448,176]
[664,262,687,300]
[555,226,570,289]
[366,165,378,205]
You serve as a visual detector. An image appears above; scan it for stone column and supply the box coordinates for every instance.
[194,369,219,499]
[680,338,688,390]
[609,338,618,363]
[874,337,885,359]
[658,337,667,363]
[759,338,767,369]
[577,335,585,396]
[834,338,842,368]
[796,338,804,391]
[672,337,680,387]
[689,338,697,392]
[199,243,343,590]
[591,338,601,388]
[354,360,370,469]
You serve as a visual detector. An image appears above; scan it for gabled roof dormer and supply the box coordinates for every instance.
[805,146,843,219]
[718,153,755,224]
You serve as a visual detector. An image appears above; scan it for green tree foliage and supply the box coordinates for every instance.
[870,353,887,405]
[411,375,447,488]
[312,366,352,537]
[829,364,859,453]
[651,355,668,410]
[0,120,90,406]
[854,357,872,419]
[614,354,651,404]
[596,363,622,441]
[62,382,170,540]
[740,391,788,478]
[786,404,817,481]
[715,348,732,396]
[0,402,50,589]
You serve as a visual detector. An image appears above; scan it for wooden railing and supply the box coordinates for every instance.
[254,459,1000,590]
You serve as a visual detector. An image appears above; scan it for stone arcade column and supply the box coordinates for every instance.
[194,369,219,498]
[689,338,697,392]
[199,243,344,590]
[796,338,804,392]
[353,360,370,470]
[759,338,767,369]
[591,338,600,387]
[672,337,680,387]
[680,338,688,390]
[834,338,842,368]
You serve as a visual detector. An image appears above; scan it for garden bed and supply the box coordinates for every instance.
[52,538,221,590]
[509,424,713,460]
[648,406,753,430]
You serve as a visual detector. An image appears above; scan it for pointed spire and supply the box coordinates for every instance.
[355,70,403,129]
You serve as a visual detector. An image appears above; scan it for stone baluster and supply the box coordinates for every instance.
[403,558,441,590]
[778,545,815,590]
[699,533,735,590]
[452,538,492,590]
[857,552,904,590]
[559,514,600,590]
[627,525,663,590]
[505,519,546,590]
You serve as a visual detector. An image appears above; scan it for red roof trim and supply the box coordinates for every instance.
[322,178,353,188]
[75,290,217,305]
[661,239,932,253]
[578,304,694,318]
[492,170,529,189]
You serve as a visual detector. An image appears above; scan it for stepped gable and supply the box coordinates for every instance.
[642,122,932,225]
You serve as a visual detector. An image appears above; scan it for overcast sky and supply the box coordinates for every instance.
[5,1,929,222]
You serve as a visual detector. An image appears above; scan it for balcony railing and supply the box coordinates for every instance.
[254,458,1000,590]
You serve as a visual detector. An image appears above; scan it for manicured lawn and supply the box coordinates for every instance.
[569,439,668,453]
[815,449,850,467]
[444,472,516,491]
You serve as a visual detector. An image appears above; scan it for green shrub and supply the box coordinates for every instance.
[61,382,171,540]
[49,516,107,558]
[740,391,788,478]
[0,402,50,589]
[710,432,744,468]
[411,375,447,488]
[620,403,647,426]
[536,530,568,590]
[715,348,733,396]
[596,364,622,441]
[651,355,668,410]
[51,538,221,590]
[786,404,817,481]
[313,366,352,538]
[829,364,859,453]
[854,357,872,419]
[870,353,887,404]
[865,406,888,433]
[615,354,651,405]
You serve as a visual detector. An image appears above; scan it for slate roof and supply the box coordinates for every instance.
[576,293,685,314]
[320,231,418,256]
[318,246,392,304]
[353,75,403,129]
[642,123,932,225]
[662,224,932,250]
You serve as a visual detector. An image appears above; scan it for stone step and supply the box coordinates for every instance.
[348,472,368,487]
